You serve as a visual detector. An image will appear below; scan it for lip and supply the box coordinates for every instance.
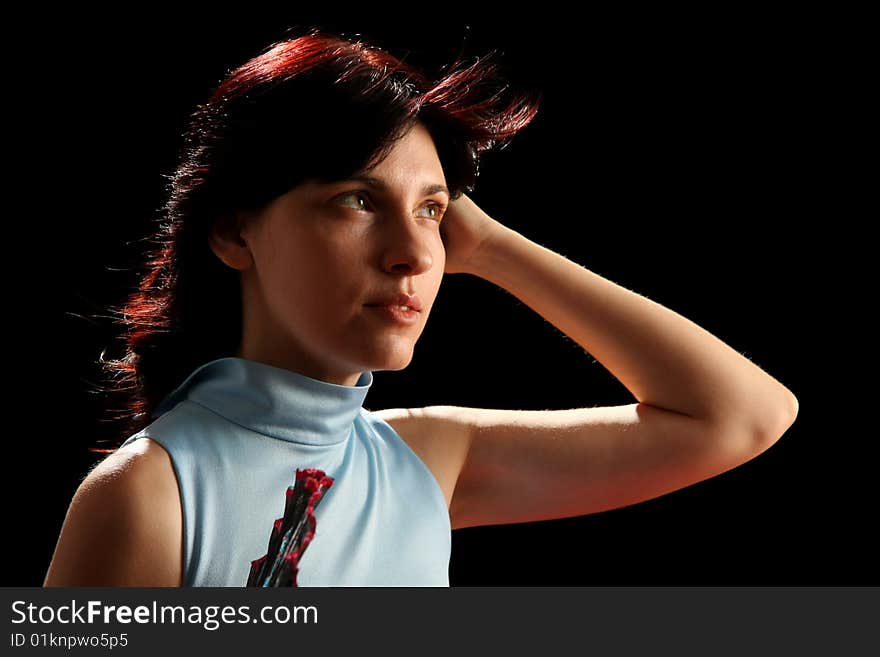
[365,304,420,325]
[364,292,423,326]
[364,292,423,312]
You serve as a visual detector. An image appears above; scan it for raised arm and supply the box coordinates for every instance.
[376,193,798,530]
[442,193,798,438]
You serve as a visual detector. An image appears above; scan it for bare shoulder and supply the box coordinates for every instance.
[106,437,178,487]
[371,406,474,512]
[43,437,183,587]
[80,438,181,517]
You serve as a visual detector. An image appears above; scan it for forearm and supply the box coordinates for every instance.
[469,224,799,438]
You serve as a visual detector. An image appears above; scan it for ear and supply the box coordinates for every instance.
[208,210,255,271]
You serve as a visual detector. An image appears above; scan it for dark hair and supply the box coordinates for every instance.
[92,26,541,453]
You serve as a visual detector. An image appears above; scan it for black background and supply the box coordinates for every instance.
[7,8,871,586]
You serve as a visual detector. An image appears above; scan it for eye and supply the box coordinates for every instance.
[335,191,370,211]
[418,202,447,221]
[336,192,446,221]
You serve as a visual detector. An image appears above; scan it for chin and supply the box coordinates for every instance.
[379,354,414,372]
[350,333,418,372]
[366,346,415,372]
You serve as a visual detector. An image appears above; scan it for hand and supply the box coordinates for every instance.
[440,193,506,275]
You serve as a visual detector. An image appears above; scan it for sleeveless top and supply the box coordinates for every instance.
[118,357,451,587]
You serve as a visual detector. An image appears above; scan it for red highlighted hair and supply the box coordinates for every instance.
[94,26,541,451]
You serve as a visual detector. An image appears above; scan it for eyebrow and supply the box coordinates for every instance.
[343,175,450,200]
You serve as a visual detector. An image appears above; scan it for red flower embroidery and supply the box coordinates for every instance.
[246,468,334,587]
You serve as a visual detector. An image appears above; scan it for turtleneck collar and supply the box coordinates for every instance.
[151,357,373,446]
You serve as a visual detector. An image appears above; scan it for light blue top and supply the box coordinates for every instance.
[119,357,451,587]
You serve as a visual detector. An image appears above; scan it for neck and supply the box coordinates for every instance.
[235,342,363,387]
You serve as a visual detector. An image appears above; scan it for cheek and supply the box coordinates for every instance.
[432,231,447,271]
[271,236,361,312]
[258,232,322,308]
[436,237,447,263]
[423,241,446,306]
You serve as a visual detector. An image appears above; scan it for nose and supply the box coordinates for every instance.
[379,214,435,276]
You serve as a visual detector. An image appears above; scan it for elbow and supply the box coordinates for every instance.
[711,391,799,453]
[786,393,799,427]
[756,392,799,448]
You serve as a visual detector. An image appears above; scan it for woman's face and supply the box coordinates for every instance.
[219,121,449,385]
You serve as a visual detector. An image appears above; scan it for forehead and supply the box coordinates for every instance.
[300,123,447,195]
[369,122,445,180]
[276,122,448,207]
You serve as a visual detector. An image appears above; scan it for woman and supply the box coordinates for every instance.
[44,27,798,587]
